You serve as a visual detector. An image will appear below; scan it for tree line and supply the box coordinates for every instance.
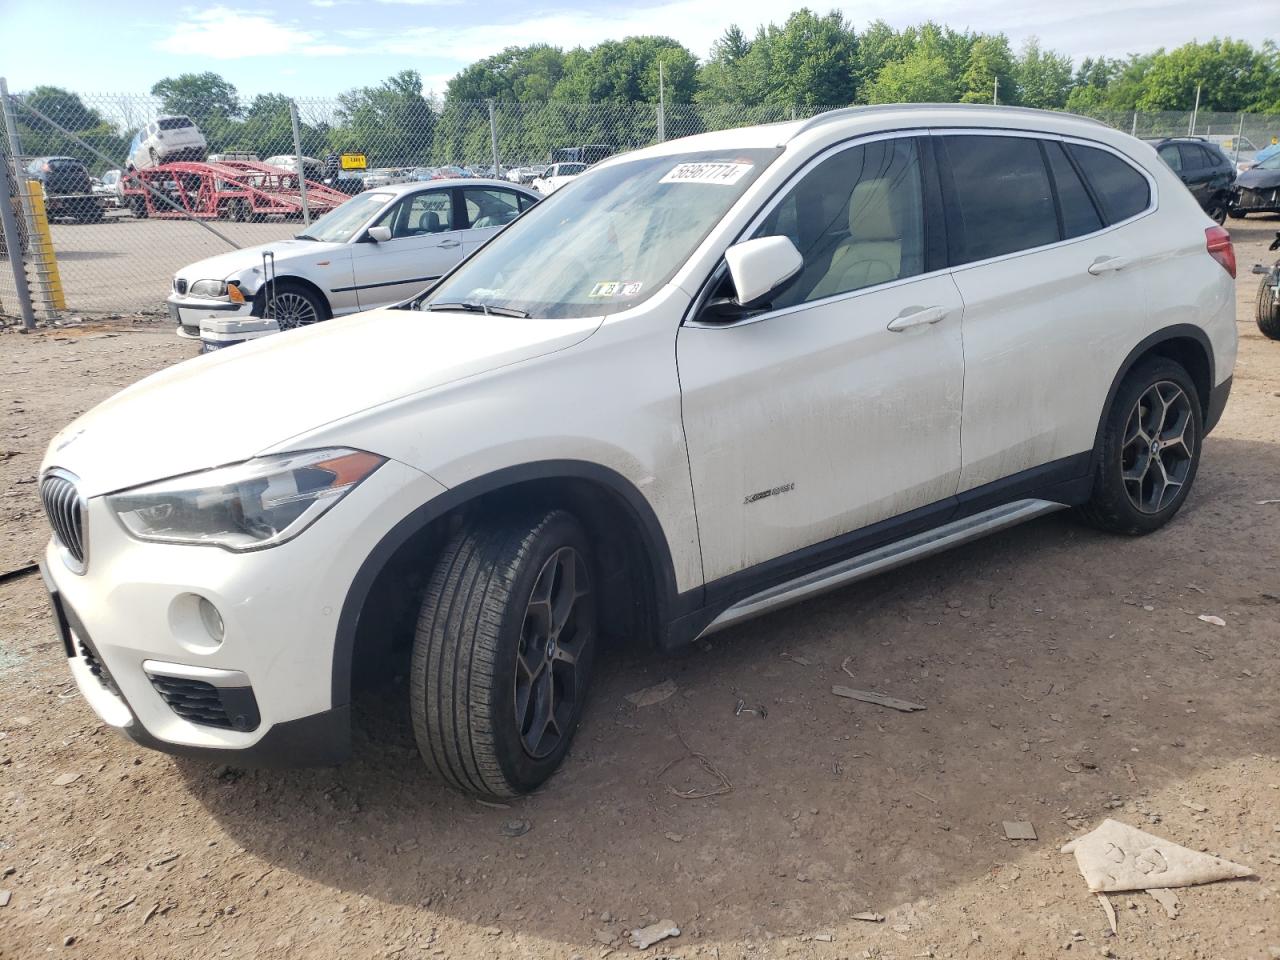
[10,10,1280,174]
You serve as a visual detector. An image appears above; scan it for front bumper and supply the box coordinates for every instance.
[166,293,255,340]
[1232,186,1280,213]
[39,458,446,765]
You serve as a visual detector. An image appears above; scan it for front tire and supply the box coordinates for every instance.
[410,509,597,798]
[263,280,328,330]
[1078,358,1203,535]
[1257,275,1280,340]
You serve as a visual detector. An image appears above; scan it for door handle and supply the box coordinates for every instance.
[436,238,461,249]
[886,306,946,332]
[1088,256,1129,275]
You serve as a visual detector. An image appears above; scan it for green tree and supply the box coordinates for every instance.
[333,70,435,166]
[865,47,956,104]
[15,87,126,173]
[446,45,566,102]
[736,9,859,107]
[553,36,698,103]
[696,26,756,105]
[959,34,1017,104]
[1136,38,1265,110]
[1015,37,1072,108]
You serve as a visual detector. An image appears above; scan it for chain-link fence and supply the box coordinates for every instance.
[1,86,1277,326]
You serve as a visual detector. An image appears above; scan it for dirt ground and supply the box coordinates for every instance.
[1,220,1279,960]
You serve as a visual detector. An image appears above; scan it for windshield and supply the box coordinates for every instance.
[1256,153,1280,171]
[298,191,393,242]
[426,148,780,319]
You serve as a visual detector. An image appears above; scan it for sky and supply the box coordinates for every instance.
[1,0,1277,98]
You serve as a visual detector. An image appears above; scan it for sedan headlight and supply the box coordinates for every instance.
[188,279,228,298]
[107,448,385,551]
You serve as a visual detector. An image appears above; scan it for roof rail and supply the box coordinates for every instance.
[792,103,1109,139]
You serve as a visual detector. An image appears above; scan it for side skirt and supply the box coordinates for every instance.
[696,498,1066,639]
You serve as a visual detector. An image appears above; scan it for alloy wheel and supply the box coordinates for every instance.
[1121,380,1196,514]
[514,546,591,759]
[271,292,319,330]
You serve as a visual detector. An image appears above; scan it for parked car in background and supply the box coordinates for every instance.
[40,105,1235,798]
[164,179,538,349]
[92,171,124,208]
[127,116,206,170]
[26,156,102,222]
[1152,137,1235,223]
[1249,141,1279,168]
[506,164,548,185]
[1229,150,1280,218]
[208,152,261,164]
[1199,134,1260,171]
[550,144,612,166]
[263,155,325,181]
[361,167,415,188]
[531,161,587,195]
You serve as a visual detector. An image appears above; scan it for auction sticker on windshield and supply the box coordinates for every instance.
[589,281,643,298]
[659,161,754,186]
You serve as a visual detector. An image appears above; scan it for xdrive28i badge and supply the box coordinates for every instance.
[744,482,795,505]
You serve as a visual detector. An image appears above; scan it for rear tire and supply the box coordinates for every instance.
[1077,358,1203,535]
[409,509,597,798]
[1258,275,1280,341]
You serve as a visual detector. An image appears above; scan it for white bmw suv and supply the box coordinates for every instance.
[40,105,1236,798]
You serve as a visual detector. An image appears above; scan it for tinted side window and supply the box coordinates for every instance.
[1178,144,1207,172]
[1157,144,1182,172]
[1045,141,1103,239]
[752,137,925,307]
[941,135,1057,264]
[1067,144,1150,224]
[463,187,521,228]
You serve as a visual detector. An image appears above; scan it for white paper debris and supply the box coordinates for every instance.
[1061,819,1254,892]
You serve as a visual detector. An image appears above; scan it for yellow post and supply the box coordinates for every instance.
[25,179,66,313]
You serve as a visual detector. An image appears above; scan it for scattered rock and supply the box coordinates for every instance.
[852,912,885,922]
[629,920,679,949]
[500,819,531,838]
[663,832,684,843]
[1197,614,1226,627]
[52,772,81,787]
[0,891,10,907]
[626,680,677,708]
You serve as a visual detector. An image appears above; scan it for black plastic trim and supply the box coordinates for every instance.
[331,460,688,708]
[1205,374,1232,435]
[172,300,245,312]
[662,452,1092,649]
[331,274,440,294]
[122,705,351,768]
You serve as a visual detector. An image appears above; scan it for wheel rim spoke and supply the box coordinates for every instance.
[1121,380,1194,515]
[514,544,592,759]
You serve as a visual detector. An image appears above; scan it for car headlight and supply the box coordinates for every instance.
[107,448,385,551]
[187,279,247,303]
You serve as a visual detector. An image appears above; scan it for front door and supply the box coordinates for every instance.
[677,135,965,584]
[459,185,533,256]
[348,188,464,309]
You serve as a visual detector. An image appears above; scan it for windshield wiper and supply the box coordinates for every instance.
[426,301,530,318]
[295,233,319,241]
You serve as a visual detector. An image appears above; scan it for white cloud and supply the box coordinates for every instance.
[154,6,351,59]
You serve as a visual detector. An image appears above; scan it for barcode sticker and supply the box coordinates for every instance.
[659,161,753,186]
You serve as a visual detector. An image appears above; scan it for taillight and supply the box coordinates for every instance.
[1205,225,1236,278]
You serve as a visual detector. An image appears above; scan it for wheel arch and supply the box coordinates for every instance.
[330,460,684,710]
[1091,324,1215,465]
[252,274,332,319]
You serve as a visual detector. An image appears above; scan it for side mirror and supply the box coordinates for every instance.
[724,235,803,308]
[366,225,392,243]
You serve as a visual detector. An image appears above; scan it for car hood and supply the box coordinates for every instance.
[176,238,347,285]
[1237,167,1280,189]
[44,307,603,497]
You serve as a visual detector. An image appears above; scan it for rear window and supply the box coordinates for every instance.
[940,135,1058,265]
[1044,141,1103,239]
[158,117,193,131]
[1066,144,1150,224]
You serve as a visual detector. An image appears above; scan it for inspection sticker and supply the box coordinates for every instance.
[588,280,643,298]
[659,161,753,186]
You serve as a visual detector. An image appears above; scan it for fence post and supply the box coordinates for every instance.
[0,151,35,330]
[1131,111,1137,136]
[288,99,310,228]
[657,59,666,143]
[1,76,42,318]
[1234,113,1245,167]
[487,100,501,177]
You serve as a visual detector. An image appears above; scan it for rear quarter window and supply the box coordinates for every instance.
[1066,143,1150,224]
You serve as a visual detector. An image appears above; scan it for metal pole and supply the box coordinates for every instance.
[658,59,666,142]
[1234,112,1245,167]
[0,77,24,157]
[288,99,310,227]
[487,100,500,177]
[0,153,35,330]
[1131,111,1138,136]
[993,77,999,106]
[1,77,40,277]
[1188,83,1201,135]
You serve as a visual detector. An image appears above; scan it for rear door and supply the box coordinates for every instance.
[459,186,534,256]
[348,187,463,309]
[1176,144,1212,206]
[938,132,1150,493]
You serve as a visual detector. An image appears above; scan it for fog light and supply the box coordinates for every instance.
[198,597,225,641]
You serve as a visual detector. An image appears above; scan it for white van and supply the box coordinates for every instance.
[126,116,207,170]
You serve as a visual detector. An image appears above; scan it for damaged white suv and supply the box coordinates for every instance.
[40,105,1236,798]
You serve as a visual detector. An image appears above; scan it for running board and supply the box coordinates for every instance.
[698,498,1066,638]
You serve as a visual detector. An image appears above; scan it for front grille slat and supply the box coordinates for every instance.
[40,472,86,567]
